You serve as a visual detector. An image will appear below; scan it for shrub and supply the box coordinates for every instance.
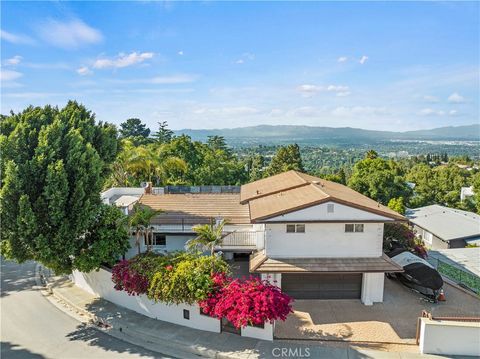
[111,259,149,296]
[148,254,229,304]
[199,274,294,328]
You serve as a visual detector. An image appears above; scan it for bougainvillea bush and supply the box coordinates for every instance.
[112,252,294,327]
[199,274,294,328]
[111,259,149,295]
[112,252,229,303]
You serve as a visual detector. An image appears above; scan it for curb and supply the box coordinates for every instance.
[34,264,241,359]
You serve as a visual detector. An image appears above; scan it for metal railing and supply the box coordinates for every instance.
[220,231,264,248]
[428,256,480,295]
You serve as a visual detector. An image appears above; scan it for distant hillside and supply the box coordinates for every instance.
[175,124,480,146]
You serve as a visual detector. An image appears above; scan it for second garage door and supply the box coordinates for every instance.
[282,273,362,299]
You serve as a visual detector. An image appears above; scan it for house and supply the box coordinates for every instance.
[406,205,480,249]
[122,170,405,305]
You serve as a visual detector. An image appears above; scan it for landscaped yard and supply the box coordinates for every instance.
[275,276,480,345]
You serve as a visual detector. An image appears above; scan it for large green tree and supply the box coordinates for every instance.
[265,144,304,176]
[348,155,411,205]
[119,118,151,145]
[0,102,127,274]
[153,121,174,144]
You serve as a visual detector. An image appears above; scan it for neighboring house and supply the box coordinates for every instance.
[118,170,405,305]
[460,186,474,202]
[406,205,480,249]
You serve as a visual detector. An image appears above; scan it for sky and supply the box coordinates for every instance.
[1,1,479,131]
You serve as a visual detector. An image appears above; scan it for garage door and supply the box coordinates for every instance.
[282,273,362,299]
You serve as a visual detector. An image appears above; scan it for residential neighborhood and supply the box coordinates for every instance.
[1,1,479,359]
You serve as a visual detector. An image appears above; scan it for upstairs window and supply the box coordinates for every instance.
[286,224,305,233]
[345,224,364,233]
[327,203,335,213]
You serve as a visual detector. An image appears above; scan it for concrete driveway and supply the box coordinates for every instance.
[275,276,480,345]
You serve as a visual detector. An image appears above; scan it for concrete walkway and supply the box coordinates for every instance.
[40,267,472,359]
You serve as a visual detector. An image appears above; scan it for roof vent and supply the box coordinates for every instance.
[256,190,261,194]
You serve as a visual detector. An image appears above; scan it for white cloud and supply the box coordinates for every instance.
[447,92,465,103]
[359,55,368,65]
[297,84,350,97]
[422,95,439,103]
[38,19,103,49]
[0,29,35,45]
[178,50,184,55]
[337,56,347,63]
[418,108,445,116]
[332,106,388,117]
[449,110,459,116]
[4,55,23,66]
[93,52,154,69]
[0,69,23,81]
[235,52,255,64]
[76,66,92,76]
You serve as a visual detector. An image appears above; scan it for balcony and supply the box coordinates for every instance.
[219,231,265,250]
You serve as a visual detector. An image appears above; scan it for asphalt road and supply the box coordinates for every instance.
[1,259,171,359]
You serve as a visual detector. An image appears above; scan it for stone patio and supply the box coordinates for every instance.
[275,276,480,345]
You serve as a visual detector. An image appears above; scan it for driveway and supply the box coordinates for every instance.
[275,276,480,345]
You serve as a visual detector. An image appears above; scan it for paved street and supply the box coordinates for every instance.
[1,259,170,359]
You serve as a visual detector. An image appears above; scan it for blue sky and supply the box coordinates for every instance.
[1,1,478,131]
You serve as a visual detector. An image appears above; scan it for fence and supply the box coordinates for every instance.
[428,256,480,294]
[416,310,480,356]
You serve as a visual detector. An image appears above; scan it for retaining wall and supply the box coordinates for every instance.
[72,268,274,340]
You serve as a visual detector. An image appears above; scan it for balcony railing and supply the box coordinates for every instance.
[220,231,265,248]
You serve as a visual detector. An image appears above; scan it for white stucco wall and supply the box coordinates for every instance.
[72,268,275,341]
[419,317,480,356]
[72,269,221,333]
[265,222,384,258]
[263,202,392,222]
[361,273,384,305]
[241,322,274,341]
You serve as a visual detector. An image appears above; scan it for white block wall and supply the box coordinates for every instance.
[72,268,275,340]
[72,269,220,333]
[419,317,480,356]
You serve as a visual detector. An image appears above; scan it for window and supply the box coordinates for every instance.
[183,309,190,320]
[327,203,334,213]
[286,224,296,233]
[354,224,364,233]
[286,224,305,233]
[145,233,166,246]
[345,224,364,233]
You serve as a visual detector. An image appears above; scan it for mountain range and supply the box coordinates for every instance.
[175,124,479,146]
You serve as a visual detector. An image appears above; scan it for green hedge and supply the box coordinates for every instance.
[437,260,480,294]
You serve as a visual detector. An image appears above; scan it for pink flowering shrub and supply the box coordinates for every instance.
[111,259,149,295]
[199,274,294,328]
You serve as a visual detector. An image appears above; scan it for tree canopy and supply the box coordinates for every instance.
[0,101,128,274]
[119,118,151,145]
[265,144,304,176]
[348,155,411,205]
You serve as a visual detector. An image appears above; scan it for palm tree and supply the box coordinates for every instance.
[187,219,226,256]
[129,204,161,254]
